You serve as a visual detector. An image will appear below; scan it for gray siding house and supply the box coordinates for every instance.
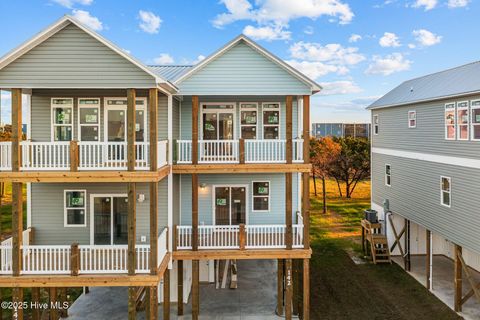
[369,61,480,316]
[0,15,318,320]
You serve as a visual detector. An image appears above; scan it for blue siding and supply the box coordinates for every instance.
[177,41,311,95]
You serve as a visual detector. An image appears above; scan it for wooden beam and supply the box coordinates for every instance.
[128,286,136,320]
[12,288,23,320]
[150,182,158,274]
[59,288,68,318]
[426,230,431,290]
[239,138,245,164]
[302,95,310,163]
[454,244,462,312]
[127,88,136,171]
[69,140,79,172]
[32,287,41,320]
[192,260,200,320]
[173,163,312,174]
[11,88,22,172]
[177,260,184,315]
[12,182,23,276]
[239,224,246,250]
[276,259,284,316]
[163,269,170,320]
[286,95,293,164]
[457,248,480,306]
[286,173,293,250]
[192,174,199,251]
[49,287,58,320]
[303,258,310,320]
[293,260,300,315]
[173,249,312,261]
[149,88,158,171]
[404,219,411,271]
[128,183,136,275]
[285,259,293,320]
[71,243,80,276]
[192,96,199,165]
[302,173,310,249]
[148,286,158,320]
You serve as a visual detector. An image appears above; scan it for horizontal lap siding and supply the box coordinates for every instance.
[372,95,480,159]
[177,41,310,95]
[179,173,299,225]
[371,153,480,254]
[31,182,168,245]
[0,23,156,88]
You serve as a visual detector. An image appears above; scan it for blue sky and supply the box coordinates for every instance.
[0,0,478,125]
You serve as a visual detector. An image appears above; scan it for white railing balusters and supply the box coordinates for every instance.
[0,142,12,170]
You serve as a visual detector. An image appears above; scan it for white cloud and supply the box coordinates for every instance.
[412,29,442,46]
[408,43,416,49]
[72,10,103,31]
[243,24,291,41]
[447,0,470,7]
[379,32,401,47]
[412,0,437,10]
[286,60,348,79]
[193,55,206,64]
[289,42,365,65]
[52,0,92,8]
[153,53,174,65]
[304,26,314,35]
[365,53,412,75]
[122,48,131,54]
[319,81,363,95]
[139,10,161,34]
[348,34,362,43]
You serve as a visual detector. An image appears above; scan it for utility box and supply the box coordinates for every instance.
[364,209,378,223]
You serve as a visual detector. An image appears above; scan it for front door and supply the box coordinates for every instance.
[214,186,247,225]
[92,195,128,245]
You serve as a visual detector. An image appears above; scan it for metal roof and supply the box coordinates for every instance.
[368,61,480,109]
[148,65,193,83]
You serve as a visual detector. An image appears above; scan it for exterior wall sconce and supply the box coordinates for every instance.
[200,183,207,189]
[137,194,145,203]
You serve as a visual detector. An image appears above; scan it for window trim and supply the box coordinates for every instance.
[373,114,379,135]
[440,176,451,208]
[51,98,74,142]
[445,103,456,140]
[77,98,101,142]
[103,97,148,143]
[199,102,237,140]
[64,189,87,227]
[470,99,480,141]
[456,101,469,141]
[251,181,271,212]
[385,164,391,187]
[261,102,281,140]
[239,102,258,139]
[408,110,416,128]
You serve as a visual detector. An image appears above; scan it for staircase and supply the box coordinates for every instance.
[361,219,392,264]
[135,287,147,311]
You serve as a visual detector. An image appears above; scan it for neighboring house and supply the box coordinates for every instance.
[311,122,370,139]
[0,16,318,320]
[369,61,480,314]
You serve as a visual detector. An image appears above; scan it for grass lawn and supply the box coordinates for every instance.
[310,179,461,320]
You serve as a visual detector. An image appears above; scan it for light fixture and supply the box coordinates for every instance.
[200,183,207,189]
[137,194,145,203]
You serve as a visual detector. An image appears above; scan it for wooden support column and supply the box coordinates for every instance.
[426,230,432,290]
[454,244,463,312]
[192,174,199,251]
[128,183,136,275]
[292,260,300,315]
[127,88,136,171]
[12,288,23,320]
[69,140,79,172]
[286,173,293,249]
[11,88,22,172]
[149,88,158,171]
[163,269,170,320]
[149,89,158,274]
[303,258,310,320]
[286,95,293,164]
[128,287,136,320]
[59,288,68,318]
[302,95,310,249]
[150,182,158,274]
[285,259,293,320]
[276,259,284,316]
[192,96,199,165]
[192,260,200,320]
[32,287,41,320]
[177,260,184,315]
[239,138,245,164]
[49,287,58,320]
[404,219,411,271]
[12,182,23,276]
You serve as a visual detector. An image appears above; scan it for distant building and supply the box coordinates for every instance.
[311,122,371,139]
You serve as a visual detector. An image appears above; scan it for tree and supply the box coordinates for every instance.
[310,137,341,213]
[329,137,370,198]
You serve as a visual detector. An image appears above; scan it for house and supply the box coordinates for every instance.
[0,15,319,319]
[311,122,370,139]
[369,62,480,316]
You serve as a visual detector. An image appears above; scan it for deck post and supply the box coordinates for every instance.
[128,183,136,275]
[32,287,41,320]
[127,88,136,171]
[70,243,79,276]
[239,138,245,164]
[286,173,293,249]
[150,182,158,274]
[59,288,68,317]
[163,269,170,320]
[285,259,293,320]
[276,259,284,316]
[69,140,79,171]
[128,287,136,320]
[303,258,310,320]
[49,287,58,320]
[177,260,184,315]
[192,95,199,165]
[192,174,199,251]
[12,288,23,319]
[302,95,310,249]
[12,182,23,276]
[404,219,411,271]
[293,259,300,315]
[149,88,158,171]
[286,95,293,164]
[426,229,431,290]
[11,88,22,172]
[148,286,158,320]
[192,259,200,319]
[454,244,463,312]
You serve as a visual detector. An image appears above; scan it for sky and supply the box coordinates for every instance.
[0,0,479,125]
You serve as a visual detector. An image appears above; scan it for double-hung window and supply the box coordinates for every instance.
[240,103,258,139]
[457,101,469,140]
[262,103,280,139]
[64,190,87,227]
[408,110,416,128]
[78,98,100,141]
[52,98,73,141]
[252,181,270,211]
[471,100,480,140]
[440,176,451,207]
[445,103,456,140]
[385,164,391,186]
[373,115,379,135]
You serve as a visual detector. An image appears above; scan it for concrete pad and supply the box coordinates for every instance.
[392,255,480,320]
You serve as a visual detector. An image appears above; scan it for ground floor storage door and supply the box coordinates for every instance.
[214,186,247,225]
[92,195,128,245]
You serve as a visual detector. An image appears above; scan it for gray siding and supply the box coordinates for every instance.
[31,181,168,245]
[372,153,480,254]
[0,23,156,88]
[179,173,299,225]
[177,41,311,95]
[371,94,480,159]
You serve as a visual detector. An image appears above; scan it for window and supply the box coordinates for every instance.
[105,98,147,142]
[445,103,456,140]
[373,115,379,135]
[52,98,73,141]
[78,98,100,141]
[471,100,480,140]
[252,181,270,211]
[457,101,469,140]
[385,164,391,186]
[64,190,86,227]
[408,110,416,128]
[262,103,280,139]
[240,103,258,139]
[440,176,451,207]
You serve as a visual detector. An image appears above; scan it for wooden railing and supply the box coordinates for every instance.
[175,224,304,250]
[176,139,304,164]
[0,228,33,274]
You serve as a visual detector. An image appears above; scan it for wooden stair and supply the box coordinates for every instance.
[135,286,147,311]
[361,220,392,264]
